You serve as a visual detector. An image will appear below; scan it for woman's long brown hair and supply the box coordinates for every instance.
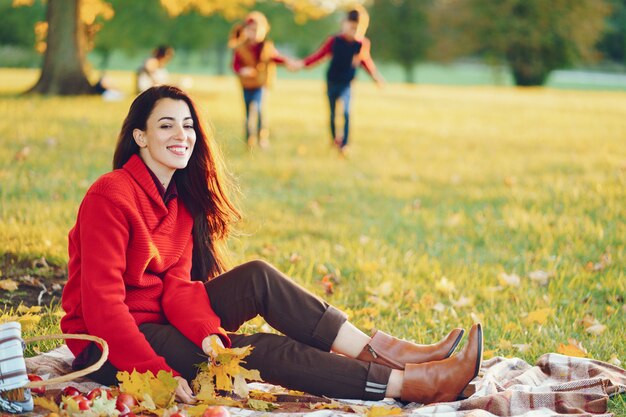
[113,85,241,280]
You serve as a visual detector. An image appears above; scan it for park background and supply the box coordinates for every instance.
[1,0,625,414]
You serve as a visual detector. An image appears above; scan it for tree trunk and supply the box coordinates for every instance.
[506,47,549,86]
[510,64,549,86]
[28,0,95,95]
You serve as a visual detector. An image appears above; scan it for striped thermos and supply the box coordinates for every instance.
[0,322,34,413]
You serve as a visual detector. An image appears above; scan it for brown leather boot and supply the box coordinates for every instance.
[356,328,465,369]
[400,323,483,404]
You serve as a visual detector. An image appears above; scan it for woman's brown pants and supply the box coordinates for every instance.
[79,260,391,400]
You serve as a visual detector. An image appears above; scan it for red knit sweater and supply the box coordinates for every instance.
[61,154,229,376]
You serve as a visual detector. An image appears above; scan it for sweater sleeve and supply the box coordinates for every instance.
[303,36,334,67]
[78,193,180,376]
[161,235,231,348]
[232,50,243,73]
[358,38,378,78]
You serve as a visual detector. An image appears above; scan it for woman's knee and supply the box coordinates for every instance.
[240,259,276,275]
[240,260,285,292]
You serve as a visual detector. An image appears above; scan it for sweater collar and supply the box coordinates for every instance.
[123,154,170,209]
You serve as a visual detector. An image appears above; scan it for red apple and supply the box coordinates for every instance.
[27,374,46,395]
[86,387,113,401]
[73,395,91,411]
[116,392,138,413]
[202,406,230,417]
[61,386,82,397]
[169,413,186,417]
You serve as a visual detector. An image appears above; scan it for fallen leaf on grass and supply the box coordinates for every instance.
[503,322,519,332]
[321,275,334,295]
[528,270,552,286]
[452,296,473,308]
[418,293,435,308]
[435,277,456,294]
[498,339,512,350]
[513,344,531,353]
[579,314,606,335]
[482,349,496,359]
[585,323,606,335]
[0,279,19,292]
[522,308,554,325]
[17,313,42,330]
[14,146,31,162]
[432,302,446,313]
[17,305,42,314]
[367,281,394,297]
[557,339,588,357]
[585,253,611,272]
[498,272,520,287]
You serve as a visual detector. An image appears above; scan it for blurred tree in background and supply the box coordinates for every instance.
[8,0,359,95]
[430,0,612,86]
[597,0,626,67]
[3,0,625,92]
[367,0,432,83]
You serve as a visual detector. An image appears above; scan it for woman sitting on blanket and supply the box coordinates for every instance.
[60,85,483,405]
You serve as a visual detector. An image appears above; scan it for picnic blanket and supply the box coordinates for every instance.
[24,346,626,417]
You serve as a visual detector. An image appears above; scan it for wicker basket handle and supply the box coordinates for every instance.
[23,333,109,388]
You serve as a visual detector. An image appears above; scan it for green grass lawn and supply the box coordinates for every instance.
[1,68,625,411]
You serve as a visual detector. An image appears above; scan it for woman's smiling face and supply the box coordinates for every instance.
[133,98,196,183]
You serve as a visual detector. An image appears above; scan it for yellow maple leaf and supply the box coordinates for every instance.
[192,342,262,400]
[249,390,277,402]
[367,405,403,417]
[33,396,60,413]
[17,313,42,331]
[557,339,588,357]
[246,398,278,411]
[117,369,177,409]
[523,308,554,325]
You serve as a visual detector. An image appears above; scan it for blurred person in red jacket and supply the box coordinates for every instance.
[229,12,295,149]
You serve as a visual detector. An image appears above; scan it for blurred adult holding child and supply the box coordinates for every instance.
[229,11,294,149]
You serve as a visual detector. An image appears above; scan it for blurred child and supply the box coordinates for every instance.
[297,7,384,156]
[136,45,175,94]
[229,11,292,149]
